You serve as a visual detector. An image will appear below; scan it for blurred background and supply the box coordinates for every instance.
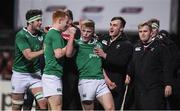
[0,0,179,110]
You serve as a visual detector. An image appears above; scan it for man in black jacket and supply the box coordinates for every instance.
[95,16,133,110]
[126,22,173,109]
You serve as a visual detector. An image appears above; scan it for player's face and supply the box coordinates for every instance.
[31,19,42,31]
[138,25,152,43]
[81,26,94,42]
[60,16,69,31]
[109,20,123,37]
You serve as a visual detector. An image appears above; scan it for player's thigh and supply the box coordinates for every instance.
[48,95,62,106]
[97,92,114,110]
[81,100,94,110]
[96,79,114,110]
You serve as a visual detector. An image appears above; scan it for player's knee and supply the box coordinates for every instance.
[82,100,93,105]
[12,99,24,109]
[34,92,47,109]
[104,103,114,111]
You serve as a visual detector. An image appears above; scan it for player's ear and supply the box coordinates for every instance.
[120,27,124,32]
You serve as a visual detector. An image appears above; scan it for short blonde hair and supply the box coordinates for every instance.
[52,10,68,23]
[80,19,95,29]
[138,22,152,31]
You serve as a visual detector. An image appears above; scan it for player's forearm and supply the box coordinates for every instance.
[25,50,43,60]
[54,47,66,59]
[66,37,74,57]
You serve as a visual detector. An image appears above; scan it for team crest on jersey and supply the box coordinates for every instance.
[38,36,43,42]
[102,40,107,45]
[150,47,155,51]
[116,44,120,49]
[135,47,141,51]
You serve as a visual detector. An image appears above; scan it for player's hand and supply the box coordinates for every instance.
[125,75,131,85]
[105,79,116,90]
[62,27,76,40]
[164,85,172,97]
[68,27,76,39]
[94,48,107,59]
[108,82,117,90]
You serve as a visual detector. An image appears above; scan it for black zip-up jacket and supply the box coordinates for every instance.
[99,33,133,79]
[128,39,173,91]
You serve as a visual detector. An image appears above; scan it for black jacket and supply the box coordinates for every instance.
[99,33,133,80]
[128,39,173,91]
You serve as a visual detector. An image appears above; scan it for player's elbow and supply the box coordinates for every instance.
[54,48,66,59]
[55,52,64,59]
[66,52,73,58]
[24,54,33,60]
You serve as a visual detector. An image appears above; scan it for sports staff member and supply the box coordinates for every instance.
[126,22,173,109]
[11,9,47,110]
[95,16,133,110]
[66,19,115,111]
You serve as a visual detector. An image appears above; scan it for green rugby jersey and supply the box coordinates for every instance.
[75,38,104,79]
[13,28,45,73]
[43,28,66,77]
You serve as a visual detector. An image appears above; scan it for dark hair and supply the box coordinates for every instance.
[159,30,169,38]
[147,18,160,27]
[64,9,73,20]
[73,21,79,26]
[26,9,42,21]
[111,16,126,28]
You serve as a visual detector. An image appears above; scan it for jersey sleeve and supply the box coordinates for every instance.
[16,34,30,52]
[52,33,65,50]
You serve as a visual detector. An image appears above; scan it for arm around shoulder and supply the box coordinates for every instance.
[23,49,43,60]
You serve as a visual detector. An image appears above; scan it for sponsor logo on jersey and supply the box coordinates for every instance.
[135,47,141,51]
[150,47,155,51]
[116,44,120,49]
[102,40,107,45]
[89,53,99,58]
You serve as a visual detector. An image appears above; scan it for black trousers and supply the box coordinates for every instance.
[62,58,82,110]
[107,73,126,110]
[134,87,165,110]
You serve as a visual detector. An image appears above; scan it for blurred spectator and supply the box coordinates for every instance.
[0,53,3,79]
[0,50,13,80]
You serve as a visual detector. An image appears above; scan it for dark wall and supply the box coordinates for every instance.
[173,0,180,49]
[0,0,14,29]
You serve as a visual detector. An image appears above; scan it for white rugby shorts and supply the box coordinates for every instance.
[42,74,62,97]
[78,79,110,101]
